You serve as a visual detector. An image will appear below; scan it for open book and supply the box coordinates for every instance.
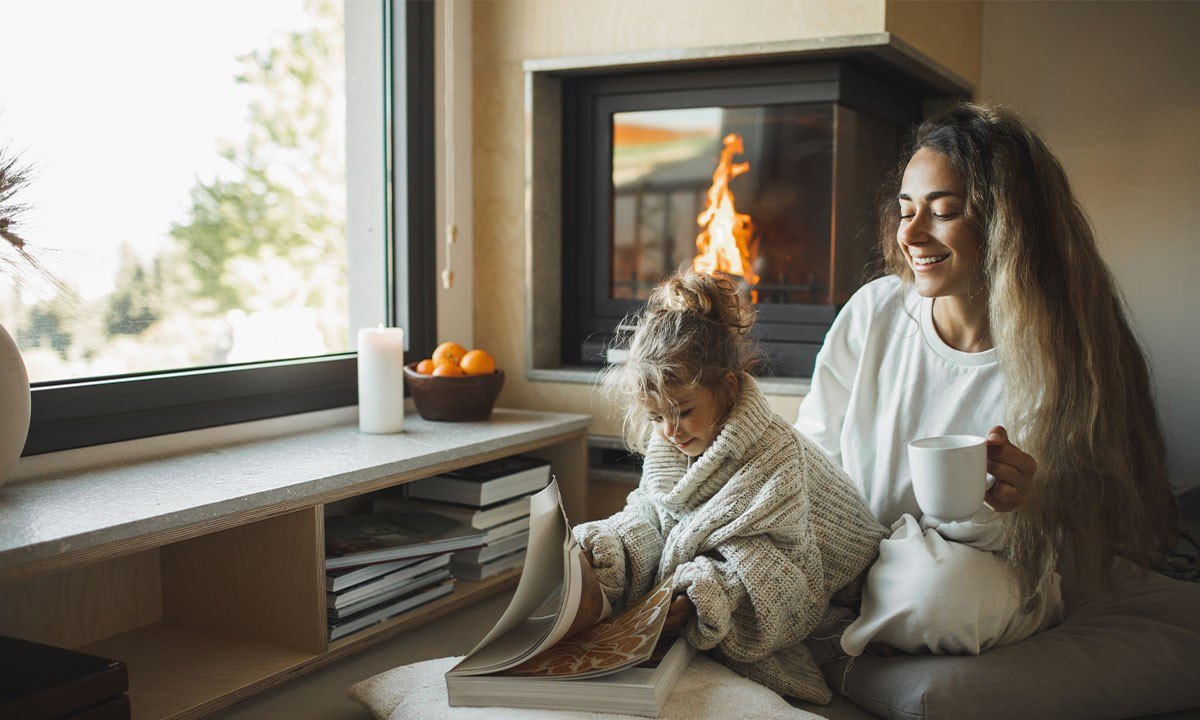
[445,480,695,717]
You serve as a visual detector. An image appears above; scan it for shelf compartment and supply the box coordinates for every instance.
[328,567,522,653]
[80,623,316,720]
[162,507,326,654]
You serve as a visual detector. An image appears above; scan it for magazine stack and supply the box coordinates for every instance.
[324,508,486,641]
[373,455,551,582]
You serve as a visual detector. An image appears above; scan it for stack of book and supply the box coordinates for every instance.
[374,455,551,582]
[324,509,486,642]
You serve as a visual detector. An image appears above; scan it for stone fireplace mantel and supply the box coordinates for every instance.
[523,33,972,388]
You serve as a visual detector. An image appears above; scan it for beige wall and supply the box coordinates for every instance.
[979,0,1200,493]
[885,1,982,88]
[473,0,893,435]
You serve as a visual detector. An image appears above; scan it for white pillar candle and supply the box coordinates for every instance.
[357,325,405,434]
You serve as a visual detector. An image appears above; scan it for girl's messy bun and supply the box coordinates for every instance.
[646,272,755,337]
[604,271,761,452]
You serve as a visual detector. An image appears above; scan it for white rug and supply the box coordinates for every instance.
[347,654,824,720]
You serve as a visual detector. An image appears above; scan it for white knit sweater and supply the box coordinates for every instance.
[574,379,885,704]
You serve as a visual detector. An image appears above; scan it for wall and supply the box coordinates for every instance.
[472,0,895,435]
[980,0,1200,494]
[885,0,982,89]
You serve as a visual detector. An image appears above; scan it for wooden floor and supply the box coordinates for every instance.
[208,589,512,720]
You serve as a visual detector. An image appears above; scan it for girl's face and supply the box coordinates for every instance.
[644,380,730,458]
[897,148,983,299]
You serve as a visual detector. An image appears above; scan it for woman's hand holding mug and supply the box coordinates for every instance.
[984,425,1037,512]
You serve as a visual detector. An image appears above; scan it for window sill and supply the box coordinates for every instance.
[526,366,811,396]
[0,406,591,583]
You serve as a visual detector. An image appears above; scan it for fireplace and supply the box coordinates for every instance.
[526,38,971,380]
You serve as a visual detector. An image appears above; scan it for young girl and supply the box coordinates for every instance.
[572,271,885,705]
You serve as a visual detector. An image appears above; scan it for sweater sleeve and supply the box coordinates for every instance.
[671,477,828,663]
[673,532,826,663]
[572,485,665,613]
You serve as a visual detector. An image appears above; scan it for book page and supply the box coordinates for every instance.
[496,573,674,679]
[449,479,583,675]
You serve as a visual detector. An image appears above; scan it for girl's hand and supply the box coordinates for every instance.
[662,593,695,631]
[984,426,1037,512]
[566,551,606,638]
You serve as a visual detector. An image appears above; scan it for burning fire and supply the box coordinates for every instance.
[693,133,759,300]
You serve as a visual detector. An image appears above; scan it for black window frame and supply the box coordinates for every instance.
[22,1,436,456]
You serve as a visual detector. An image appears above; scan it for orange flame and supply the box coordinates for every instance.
[692,133,758,300]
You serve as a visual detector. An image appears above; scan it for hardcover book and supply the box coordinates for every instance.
[482,515,530,544]
[375,494,531,530]
[445,481,694,717]
[324,509,485,570]
[449,549,527,582]
[404,455,551,506]
[452,531,529,565]
[0,636,129,720]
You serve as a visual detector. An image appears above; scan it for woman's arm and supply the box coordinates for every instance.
[794,355,853,469]
[794,280,880,466]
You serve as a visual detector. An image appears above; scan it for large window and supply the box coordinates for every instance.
[1,1,435,453]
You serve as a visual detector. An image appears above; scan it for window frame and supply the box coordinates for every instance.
[22,0,436,456]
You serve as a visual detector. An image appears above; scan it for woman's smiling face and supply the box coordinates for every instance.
[897,148,983,299]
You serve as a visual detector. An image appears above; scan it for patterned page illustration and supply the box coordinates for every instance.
[498,574,675,678]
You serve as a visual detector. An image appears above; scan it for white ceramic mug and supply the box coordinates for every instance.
[907,435,992,523]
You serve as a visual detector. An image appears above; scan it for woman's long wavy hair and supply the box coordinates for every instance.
[877,102,1178,602]
[602,271,760,454]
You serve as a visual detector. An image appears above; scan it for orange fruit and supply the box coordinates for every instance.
[415,359,435,374]
[459,349,496,375]
[432,341,467,366]
[432,362,465,377]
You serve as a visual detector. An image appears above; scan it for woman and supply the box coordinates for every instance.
[795,102,1179,655]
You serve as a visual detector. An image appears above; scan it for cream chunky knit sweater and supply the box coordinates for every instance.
[574,379,885,704]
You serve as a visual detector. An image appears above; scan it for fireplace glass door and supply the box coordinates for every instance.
[611,104,834,306]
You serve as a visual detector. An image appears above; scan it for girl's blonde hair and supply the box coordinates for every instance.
[603,271,760,453]
[876,102,1178,601]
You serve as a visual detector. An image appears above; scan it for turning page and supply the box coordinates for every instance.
[448,479,584,675]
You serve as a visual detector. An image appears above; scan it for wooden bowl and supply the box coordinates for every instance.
[403,363,505,422]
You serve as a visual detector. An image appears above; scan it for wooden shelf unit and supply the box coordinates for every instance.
[0,412,589,720]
